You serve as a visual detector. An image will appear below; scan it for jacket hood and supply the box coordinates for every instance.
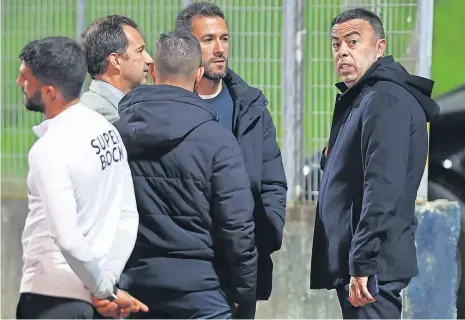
[116,85,217,155]
[337,56,440,121]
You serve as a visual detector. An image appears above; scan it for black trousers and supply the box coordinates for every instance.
[232,301,257,319]
[16,292,95,319]
[128,288,232,319]
[336,278,411,319]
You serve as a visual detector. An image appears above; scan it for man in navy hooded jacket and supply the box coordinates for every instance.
[310,8,440,319]
[111,30,257,319]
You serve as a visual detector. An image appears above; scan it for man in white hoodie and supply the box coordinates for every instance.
[15,36,147,319]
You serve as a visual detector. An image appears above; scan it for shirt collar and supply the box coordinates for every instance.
[32,103,79,137]
[94,80,125,104]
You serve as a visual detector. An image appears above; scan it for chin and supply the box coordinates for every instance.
[204,72,226,81]
[340,75,355,84]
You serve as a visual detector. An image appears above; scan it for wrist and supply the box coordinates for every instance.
[106,284,118,301]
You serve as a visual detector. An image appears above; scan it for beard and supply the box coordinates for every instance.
[202,56,228,81]
[24,90,45,113]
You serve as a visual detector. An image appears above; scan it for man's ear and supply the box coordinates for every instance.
[196,66,204,83]
[194,67,204,92]
[108,53,122,72]
[149,63,156,84]
[41,85,57,103]
[376,39,387,59]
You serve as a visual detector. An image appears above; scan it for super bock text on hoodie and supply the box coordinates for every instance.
[310,56,440,289]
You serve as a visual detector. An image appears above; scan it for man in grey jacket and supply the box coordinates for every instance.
[80,15,153,123]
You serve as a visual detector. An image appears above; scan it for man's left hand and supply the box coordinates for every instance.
[91,298,123,318]
[91,290,148,319]
[348,276,376,307]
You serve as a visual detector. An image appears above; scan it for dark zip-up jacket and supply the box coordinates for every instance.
[310,56,440,289]
[223,69,288,300]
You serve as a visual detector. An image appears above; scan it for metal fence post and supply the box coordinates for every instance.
[76,0,86,41]
[416,0,435,200]
[76,0,87,95]
[181,0,193,8]
[282,0,306,204]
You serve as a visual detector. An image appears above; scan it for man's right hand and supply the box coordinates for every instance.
[324,145,328,157]
[92,289,149,318]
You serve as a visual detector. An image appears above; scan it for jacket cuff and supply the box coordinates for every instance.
[320,148,327,171]
[349,258,378,277]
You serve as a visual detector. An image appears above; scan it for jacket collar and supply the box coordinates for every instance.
[89,80,124,109]
[223,68,264,107]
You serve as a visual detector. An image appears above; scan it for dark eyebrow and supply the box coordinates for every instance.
[331,31,361,40]
[203,33,229,38]
[344,31,361,38]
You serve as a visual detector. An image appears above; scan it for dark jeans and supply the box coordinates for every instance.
[16,292,95,319]
[232,301,257,319]
[336,278,411,319]
[128,288,232,319]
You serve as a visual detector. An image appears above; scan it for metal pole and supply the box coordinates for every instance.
[416,0,435,200]
[282,0,305,204]
[282,1,296,203]
[182,0,193,8]
[295,0,306,204]
[76,0,87,95]
[76,0,86,41]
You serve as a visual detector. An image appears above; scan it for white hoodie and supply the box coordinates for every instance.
[20,102,138,303]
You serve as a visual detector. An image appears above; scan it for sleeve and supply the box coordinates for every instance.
[260,108,288,252]
[349,92,411,276]
[101,162,139,284]
[29,144,114,299]
[211,137,258,303]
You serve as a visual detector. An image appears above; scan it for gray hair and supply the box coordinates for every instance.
[154,30,202,79]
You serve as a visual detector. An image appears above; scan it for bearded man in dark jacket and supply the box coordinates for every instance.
[175,3,288,318]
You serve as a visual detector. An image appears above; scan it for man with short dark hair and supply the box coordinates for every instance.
[93,30,258,319]
[175,4,288,318]
[80,15,153,123]
[310,8,440,319]
[15,36,147,319]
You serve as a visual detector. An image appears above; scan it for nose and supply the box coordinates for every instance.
[338,42,349,58]
[213,39,225,56]
[16,75,24,87]
[144,50,154,65]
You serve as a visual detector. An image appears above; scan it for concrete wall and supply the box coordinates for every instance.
[1,199,28,319]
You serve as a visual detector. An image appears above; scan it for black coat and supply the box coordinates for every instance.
[310,56,440,289]
[223,69,288,300]
[114,85,258,304]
